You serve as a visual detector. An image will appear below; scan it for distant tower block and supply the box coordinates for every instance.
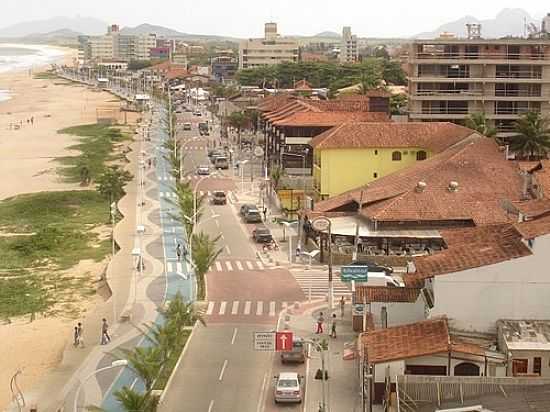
[265,22,278,41]
[543,13,550,33]
[466,23,482,39]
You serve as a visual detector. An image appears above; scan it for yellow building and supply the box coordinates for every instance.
[311,122,476,199]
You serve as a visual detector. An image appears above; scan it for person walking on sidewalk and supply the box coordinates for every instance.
[101,318,111,345]
[330,313,337,338]
[316,312,324,334]
[262,207,267,222]
[176,243,182,261]
[339,296,346,318]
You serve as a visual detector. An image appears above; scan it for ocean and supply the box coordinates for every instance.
[0,44,65,102]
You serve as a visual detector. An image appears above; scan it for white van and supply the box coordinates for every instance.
[362,272,404,287]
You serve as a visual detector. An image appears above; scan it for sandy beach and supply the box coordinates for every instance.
[0,50,130,409]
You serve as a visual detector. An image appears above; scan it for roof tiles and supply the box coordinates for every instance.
[355,286,421,303]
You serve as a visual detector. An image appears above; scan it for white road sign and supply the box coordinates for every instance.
[253,331,275,351]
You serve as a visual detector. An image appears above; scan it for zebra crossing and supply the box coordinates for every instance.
[158,190,235,199]
[292,270,352,299]
[205,300,289,317]
[210,259,265,272]
[158,175,175,182]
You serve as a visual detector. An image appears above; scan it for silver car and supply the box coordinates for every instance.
[274,372,303,404]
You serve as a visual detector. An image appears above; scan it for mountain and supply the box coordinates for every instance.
[120,23,240,42]
[314,31,340,38]
[0,16,107,37]
[415,8,539,39]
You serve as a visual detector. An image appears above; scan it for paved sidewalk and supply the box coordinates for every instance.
[284,302,362,412]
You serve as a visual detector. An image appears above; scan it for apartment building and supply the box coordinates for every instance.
[339,26,358,64]
[408,37,550,135]
[239,23,299,69]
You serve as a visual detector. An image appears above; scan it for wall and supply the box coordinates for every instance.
[369,298,426,328]
[504,349,550,377]
[319,147,430,198]
[430,234,550,333]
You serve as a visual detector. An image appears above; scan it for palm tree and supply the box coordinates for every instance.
[161,292,206,330]
[191,232,223,300]
[169,181,206,235]
[510,112,550,160]
[115,346,163,391]
[465,112,497,138]
[114,387,158,412]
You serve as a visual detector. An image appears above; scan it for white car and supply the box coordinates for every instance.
[274,372,303,404]
[196,165,210,175]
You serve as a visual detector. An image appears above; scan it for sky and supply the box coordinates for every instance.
[1,0,548,38]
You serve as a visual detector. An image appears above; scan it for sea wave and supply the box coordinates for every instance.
[0,43,66,74]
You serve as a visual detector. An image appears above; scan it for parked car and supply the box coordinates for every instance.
[349,260,393,275]
[252,225,273,243]
[182,122,192,131]
[240,204,256,217]
[274,372,303,404]
[211,191,227,205]
[199,122,209,136]
[193,111,202,117]
[244,208,262,223]
[196,165,210,175]
[213,156,229,170]
[280,336,306,364]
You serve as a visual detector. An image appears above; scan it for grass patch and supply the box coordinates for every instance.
[153,329,191,390]
[0,191,112,317]
[33,70,58,80]
[57,124,131,184]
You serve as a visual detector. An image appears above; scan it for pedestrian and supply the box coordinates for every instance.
[101,318,111,345]
[263,207,267,221]
[30,116,34,125]
[77,322,85,348]
[148,158,152,168]
[176,243,182,261]
[340,296,346,318]
[330,313,337,338]
[73,326,79,347]
[316,312,324,334]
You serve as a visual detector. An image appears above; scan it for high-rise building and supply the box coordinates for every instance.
[339,26,358,63]
[239,23,299,69]
[543,14,550,33]
[408,36,550,137]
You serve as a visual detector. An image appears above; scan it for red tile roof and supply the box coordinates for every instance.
[294,79,313,90]
[406,224,532,286]
[315,137,526,226]
[533,160,550,198]
[354,286,421,303]
[257,94,295,112]
[310,122,475,151]
[513,199,550,219]
[361,317,485,364]
[273,111,390,127]
[515,213,550,239]
[165,67,190,80]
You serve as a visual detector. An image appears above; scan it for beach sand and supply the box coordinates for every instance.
[0,53,134,409]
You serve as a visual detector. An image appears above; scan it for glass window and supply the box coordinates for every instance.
[416,151,427,161]
[392,151,402,161]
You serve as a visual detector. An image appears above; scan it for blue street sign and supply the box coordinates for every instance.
[340,265,369,282]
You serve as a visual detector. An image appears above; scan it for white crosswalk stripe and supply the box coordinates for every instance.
[269,301,276,317]
[231,301,239,315]
[244,301,251,315]
[292,272,352,299]
[209,260,265,272]
[219,301,227,315]
[166,262,173,273]
[256,301,263,316]
[206,301,215,315]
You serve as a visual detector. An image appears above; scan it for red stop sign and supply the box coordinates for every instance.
[275,331,293,352]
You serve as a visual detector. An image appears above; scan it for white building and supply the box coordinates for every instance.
[543,13,550,33]
[339,26,358,64]
[239,23,299,69]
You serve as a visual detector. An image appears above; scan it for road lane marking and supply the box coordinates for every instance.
[246,261,254,270]
[269,301,276,317]
[231,327,238,344]
[218,359,228,381]
[206,301,214,315]
[235,260,243,271]
[256,301,263,316]
[225,261,233,271]
[231,301,239,315]
[225,245,231,254]
[176,262,182,273]
[219,301,227,315]
[215,262,222,271]
[166,262,173,273]
[244,301,251,315]
[257,261,264,270]
[215,219,220,227]
[208,400,214,412]
[256,372,268,412]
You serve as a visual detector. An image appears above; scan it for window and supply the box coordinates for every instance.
[534,357,542,375]
[374,150,378,155]
[416,151,427,161]
[392,151,402,161]
[373,172,378,178]
[512,359,528,376]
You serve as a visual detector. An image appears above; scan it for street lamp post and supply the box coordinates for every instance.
[303,339,328,412]
[312,217,334,312]
[73,360,128,412]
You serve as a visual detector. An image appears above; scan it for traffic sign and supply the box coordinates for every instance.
[275,331,293,352]
[341,265,369,282]
[312,217,330,232]
[253,331,275,351]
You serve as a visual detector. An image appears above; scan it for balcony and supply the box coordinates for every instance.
[411,52,549,65]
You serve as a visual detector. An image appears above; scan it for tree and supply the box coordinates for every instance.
[115,346,163,391]
[270,166,283,191]
[170,181,206,235]
[191,232,223,299]
[79,165,91,186]
[510,112,550,160]
[96,166,133,202]
[161,292,206,330]
[228,111,248,143]
[390,94,408,115]
[465,113,497,138]
[114,387,158,412]
[382,60,407,85]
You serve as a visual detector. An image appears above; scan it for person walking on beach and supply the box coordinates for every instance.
[330,313,337,338]
[73,326,79,347]
[77,322,84,348]
[339,296,346,319]
[101,318,111,345]
[316,312,324,334]
[30,116,34,125]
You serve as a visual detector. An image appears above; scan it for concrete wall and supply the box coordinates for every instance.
[505,349,550,377]
[430,234,550,333]
[317,147,431,198]
[369,298,426,328]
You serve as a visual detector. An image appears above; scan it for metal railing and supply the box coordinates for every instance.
[414,52,548,61]
[494,107,541,115]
